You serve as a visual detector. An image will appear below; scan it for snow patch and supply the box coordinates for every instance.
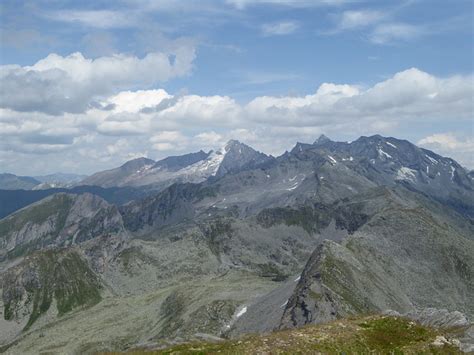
[378,148,392,159]
[294,276,301,282]
[235,306,247,318]
[286,183,299,191]
[328,155,337,165]
[396,167,417,182]
[425,155,438,164]
[180,147,226,177]
[280,300,288,308]
[450,166,455,180]
[386,141,397,149]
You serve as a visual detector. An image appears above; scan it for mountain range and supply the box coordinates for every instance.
[0,135,473,353]
[0,173,86,191]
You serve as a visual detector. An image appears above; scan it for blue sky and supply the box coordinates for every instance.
[0,0,473,175]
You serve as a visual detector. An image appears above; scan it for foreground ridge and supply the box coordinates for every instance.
[109,315,464,354]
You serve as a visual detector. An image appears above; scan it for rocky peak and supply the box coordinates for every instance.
[313,134,332,145]
[215,140,272,177]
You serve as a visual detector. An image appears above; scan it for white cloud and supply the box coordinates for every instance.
[262,21,300,36]
[0,49,195,115]
[338,10,384,30]
[227,0,349,9]
[1,67,472,174]
[45,10,138,29]
[418,133,474,168]
[369,22,423,44]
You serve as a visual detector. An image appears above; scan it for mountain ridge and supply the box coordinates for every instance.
[0,134,473,353]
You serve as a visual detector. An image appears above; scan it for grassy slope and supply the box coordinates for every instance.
[122,316,461,354]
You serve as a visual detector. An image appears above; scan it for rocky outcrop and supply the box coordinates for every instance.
[280,200,474,329]
[0,193,127,260]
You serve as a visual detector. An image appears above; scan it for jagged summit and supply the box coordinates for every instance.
[225,139,243,148]
[313,134,332,145]
[215,139,273,177]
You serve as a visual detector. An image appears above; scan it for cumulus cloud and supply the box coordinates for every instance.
[1,67,473,173]
[0,49,195,115]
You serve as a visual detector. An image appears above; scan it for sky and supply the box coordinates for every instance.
[0,0,473,175]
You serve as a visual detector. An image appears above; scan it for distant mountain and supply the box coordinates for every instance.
[152,150,210,171]
[0,193,127,260]
[0,172,88,190]
[0,173,40,190]
[215,139,273,177]
[79,140,273,189]
[294,134,473,218]
[79,157,156,188]
[34,172,87,186]
[0,185,148,219]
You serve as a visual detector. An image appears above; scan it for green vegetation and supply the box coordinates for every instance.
[256,262,288,281]
[3,249,102,330]
[186,300,237,335]
[200,218,233,260]
[256,206,322,233]
[194,186,219,201]
[124,315,460,354]
[321,251,372,313]
[256,202,369,235]
[0,194,74,258]
[156,291,187,339]
[118,246,158,275]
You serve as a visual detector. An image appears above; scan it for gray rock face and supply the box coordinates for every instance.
[80,157,156,188]
[152,151,210,172]
[384,308,470,328]
[294,134,474,218]
[215,140,273,177]
[0,193,127,260]
[279,188,474,330]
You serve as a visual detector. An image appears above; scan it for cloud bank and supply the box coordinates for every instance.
[1,50,472,174]
[0,49,195,115]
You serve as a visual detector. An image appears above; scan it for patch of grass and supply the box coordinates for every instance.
[199,218,233,260]
[359,317,432,351]
[3,249,102,330]
[120,315,461,354]
[256,262,288,281]
[156,291,187,339]
[118,246,158,275]
[320,252,371,313]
